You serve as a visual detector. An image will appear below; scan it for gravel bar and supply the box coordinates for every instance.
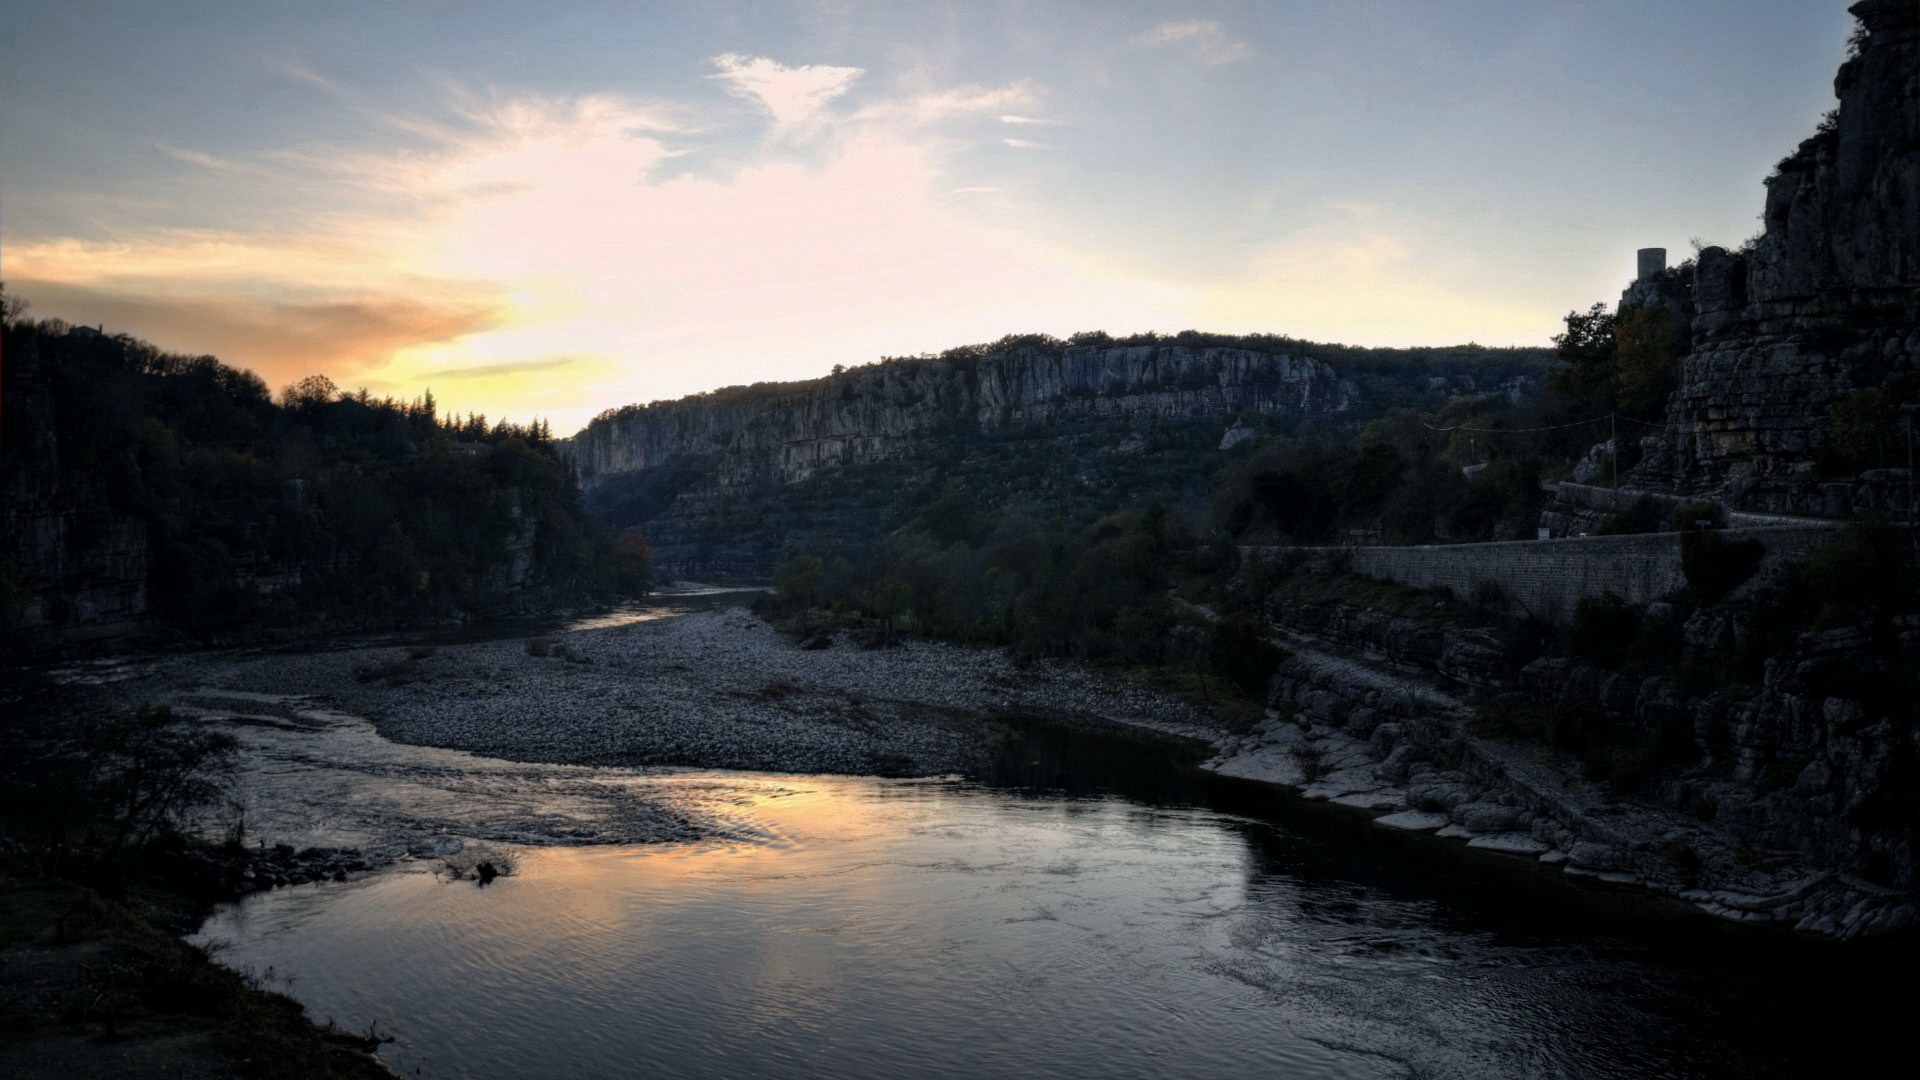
[150,608,1221,776]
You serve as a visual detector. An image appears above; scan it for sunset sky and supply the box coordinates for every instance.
[1,1,1856,434]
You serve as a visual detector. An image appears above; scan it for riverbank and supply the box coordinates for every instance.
[0,851,393,1079]
[125,608,1219,778]
[1205,629,1920,942]
[63,602,1917,941]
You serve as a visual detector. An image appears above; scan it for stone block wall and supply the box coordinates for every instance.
[1249,525,1840,623]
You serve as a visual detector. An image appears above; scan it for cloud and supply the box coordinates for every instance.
[421,356,588,381]
[6,231,408,293]
[155,143,266,174]
[998,114,1050,126]
[3,77,1188,431]
[283,60,346,97]
[10,278,503,390]
[851,81,1039,127]
[1137,20,1254,66]
[1002,137,1045,149]
[710,53,863,132]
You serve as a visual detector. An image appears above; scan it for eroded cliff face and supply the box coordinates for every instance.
[1638,0,1920,509]
[563,344,1352,489]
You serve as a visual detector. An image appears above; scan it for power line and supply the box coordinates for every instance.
[1421,411,1661,435]
[1615,414,1669,429]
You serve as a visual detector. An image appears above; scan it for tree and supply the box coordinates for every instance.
[1548,304,1618,418]
[776,554,825,613]
[281,373,339,411]
[914,483,986,546]
[615,528,652,594]
[0,280,27,327]
[1613,305,1684,418]
[86,706,239,858]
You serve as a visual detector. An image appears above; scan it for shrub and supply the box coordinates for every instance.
[1681,529,1765,603]
[2,706,243,878]
[1669,501,1722,531]
[1470,696,1543,741]
[1207,613,1286,698]
[1470,579,1510,611]
[1797,520,1910,627]
[1594,495,1663,536]
[1543,702,1607,758]
[1565,594,1637,668]
[1661,835,1701,875]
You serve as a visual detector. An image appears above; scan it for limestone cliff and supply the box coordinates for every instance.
[1638,0,1920,509]
[564,343,1353,490]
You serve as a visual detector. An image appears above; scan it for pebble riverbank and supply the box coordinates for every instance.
[152,608,1219,778]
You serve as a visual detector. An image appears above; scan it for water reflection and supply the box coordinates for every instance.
[179,631,1900,1080]
[192,764,1893,1080]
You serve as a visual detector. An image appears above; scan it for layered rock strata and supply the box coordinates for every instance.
[563,344,1353,489]
[1635,0,1920,509]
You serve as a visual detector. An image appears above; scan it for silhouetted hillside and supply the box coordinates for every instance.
[0,308,635,653]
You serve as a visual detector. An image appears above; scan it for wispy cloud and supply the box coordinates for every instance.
[710,53,863,133]
[1002,137,1046,149]
[155,142,266,174]
[857,81,1035,122]
[1137,20,1254,66]
[998,114,1050,126]
[282,59,346,97]
[423,355,587,381]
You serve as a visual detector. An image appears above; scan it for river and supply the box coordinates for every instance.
[184,603,1894,1079]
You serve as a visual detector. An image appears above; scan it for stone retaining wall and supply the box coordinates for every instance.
[1246,525,1840,623]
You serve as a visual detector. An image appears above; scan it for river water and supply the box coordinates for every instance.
[186,604,1892,1079]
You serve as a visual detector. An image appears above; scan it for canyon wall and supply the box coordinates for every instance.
[564,344,1354,489]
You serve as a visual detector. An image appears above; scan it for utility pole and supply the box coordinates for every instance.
[1610,412,1619,489]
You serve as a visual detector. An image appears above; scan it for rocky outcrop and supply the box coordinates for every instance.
[1636,0,1920,508]
[1211,571,1920,938]
[564,343,1353,489]
[6,495,151,645]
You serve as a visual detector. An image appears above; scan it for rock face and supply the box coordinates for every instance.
[1637,0,1920,508]
[563,340,1383,577]
[1225,575,1920,937]
[564,344,1352,489]
[7,494,152,646]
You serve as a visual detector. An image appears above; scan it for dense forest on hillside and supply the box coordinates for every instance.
[0,296,638,652]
